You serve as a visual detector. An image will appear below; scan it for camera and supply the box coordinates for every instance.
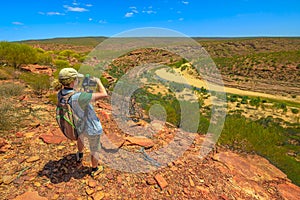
[82,74,97,87]
[82,74,97,92]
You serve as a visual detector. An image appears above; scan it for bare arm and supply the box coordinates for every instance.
[91,77,108,101]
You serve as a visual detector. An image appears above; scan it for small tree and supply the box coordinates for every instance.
[0,42,39,68]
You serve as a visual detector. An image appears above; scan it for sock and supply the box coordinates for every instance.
[78,152,83,158]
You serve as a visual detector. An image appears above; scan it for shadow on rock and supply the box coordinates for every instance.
[38,153,90,184]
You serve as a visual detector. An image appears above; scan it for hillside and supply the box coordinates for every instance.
[0,85,299,200]
[0,37,299,199]
[23,37,300,95]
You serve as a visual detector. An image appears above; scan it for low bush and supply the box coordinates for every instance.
[219,114,300,186]
[48,93,58,105]
[0,66,16,80]
[19,72,50,95]
[249,97,261,107]
[274,102,288,112]
[241,96,249,104]
[291,108,299,114]
[0,82,24,97]
[0,98,32,132]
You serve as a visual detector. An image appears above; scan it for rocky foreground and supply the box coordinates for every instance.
[0,94,300,200]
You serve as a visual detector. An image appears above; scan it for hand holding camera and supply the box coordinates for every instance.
[82,74,103,92]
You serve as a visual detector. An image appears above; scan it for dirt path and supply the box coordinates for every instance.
[155,68,300,104]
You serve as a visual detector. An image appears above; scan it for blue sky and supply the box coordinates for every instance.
[1,0,300,41]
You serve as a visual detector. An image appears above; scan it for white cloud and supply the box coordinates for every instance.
[132,9,138,14]
[99,20,107,24]
[64,5,89,12]
[125,12,134,18]
[47,12,65,16]
[129,6,138,14]
[12,22,24,25]
[88,18,93,21]
[38,11,65,16]
[182,1,189,5]
[142,6,157,15]
[86,4,93,7]
[126,5,157,17]
[39,11,65,16]
[142,10,156,14]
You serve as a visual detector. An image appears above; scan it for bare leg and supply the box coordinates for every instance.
[91,152,99,168]
[77,136,84,153]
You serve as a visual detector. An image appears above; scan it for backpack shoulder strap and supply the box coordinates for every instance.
[58,90,76,105]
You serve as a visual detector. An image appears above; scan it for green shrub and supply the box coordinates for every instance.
[108,65,126,79]
[56,55,67,60]
[0,82,24,97]
[274,102,288,112]
[0,99,27,131]
[53,60,71,78]
[198,115,210,134]
[0,42,38,68]
[0,67,14,80]
[36,53,52,65]
[59,50,75,58]
[170,58,188,68]
[228,95,238,102]
[78,57,86,63]
[100,76,109,88]
[219,114,300,186]
[133,88,181,127]
[54,59,70,69]
[0,100,16,131]
[48,93,58,105]
[291,108,299,114]
[19,72,50,95]
[241,96,249,104]
[249,97,261,107]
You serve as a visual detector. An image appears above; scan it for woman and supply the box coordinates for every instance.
[57,67,108,177]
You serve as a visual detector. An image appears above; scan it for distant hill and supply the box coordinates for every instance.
[20,36,300,54]
[20,36,108,47]
[19,36,300,95]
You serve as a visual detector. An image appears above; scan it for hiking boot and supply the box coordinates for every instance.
[90,166,104,177]
[76,152,83,163]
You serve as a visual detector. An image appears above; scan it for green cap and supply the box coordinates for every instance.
[59,68,84,80]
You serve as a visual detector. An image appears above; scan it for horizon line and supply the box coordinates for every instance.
[9,35,300,43]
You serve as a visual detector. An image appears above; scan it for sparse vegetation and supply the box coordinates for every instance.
[0,82,24,97]
[170,58,189,68]
[0,82,26,131]
[219,114,300,185]
[0,41,52,68]
[19,72,50,95]
[1,37,299,188]
[291,108,299,114]
[249,97,261,107]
